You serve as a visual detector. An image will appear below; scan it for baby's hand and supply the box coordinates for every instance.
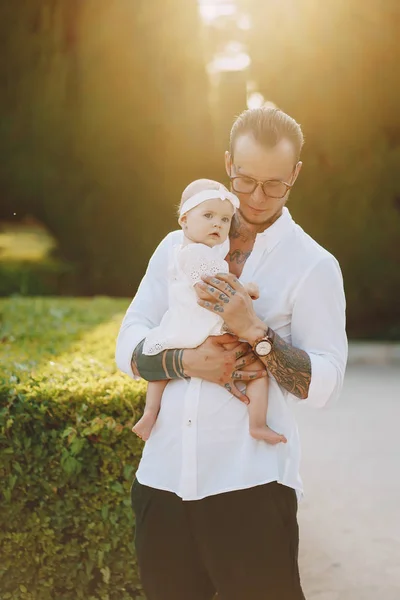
[244,282,259,300]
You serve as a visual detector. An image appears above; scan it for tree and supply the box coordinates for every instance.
[0,0,214,295]
[242,0,400,336]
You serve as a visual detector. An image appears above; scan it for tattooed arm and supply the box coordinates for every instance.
[197,257,347,407]
[131,339,186,381]
[117,238,266,402]
[131,334,265,403]
[196,273,311,399]
[265,334,311,399]
[244,323,311,400]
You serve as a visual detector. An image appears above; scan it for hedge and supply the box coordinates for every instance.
[0,259,77,297]
[0,297,147,600]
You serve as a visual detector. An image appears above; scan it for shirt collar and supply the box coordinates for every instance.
[255,206,295,253]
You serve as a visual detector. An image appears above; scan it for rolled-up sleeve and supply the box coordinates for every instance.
[290,256,348,408]
[115,233,175,378]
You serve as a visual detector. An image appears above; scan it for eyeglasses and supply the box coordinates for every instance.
[229,167,296,199]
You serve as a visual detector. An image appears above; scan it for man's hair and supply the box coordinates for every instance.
[230,107,304,161]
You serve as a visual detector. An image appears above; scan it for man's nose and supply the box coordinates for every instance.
[252,183,266,205]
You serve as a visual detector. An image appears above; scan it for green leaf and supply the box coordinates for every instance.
[100,566,111,585]
[123,464,134,481]
[110,481,124,494]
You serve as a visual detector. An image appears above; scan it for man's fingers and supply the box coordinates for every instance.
[224,380,249,404]
[204,272,243,293]
[232,369,267,381]
[235,353,258,370]
[197,283,230,304]
[229,342,251,360]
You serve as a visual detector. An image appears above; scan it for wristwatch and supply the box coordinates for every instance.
[252,328,275,357]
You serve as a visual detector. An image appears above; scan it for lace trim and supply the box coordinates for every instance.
[189,259,223,285]
[144,341,164,355]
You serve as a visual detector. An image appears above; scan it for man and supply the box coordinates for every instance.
[116,107,348,600]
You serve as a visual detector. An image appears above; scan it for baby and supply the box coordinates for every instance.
[132,179,287,445]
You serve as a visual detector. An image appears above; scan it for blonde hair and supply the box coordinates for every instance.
[230,107,304,161]
[177,179,230,217]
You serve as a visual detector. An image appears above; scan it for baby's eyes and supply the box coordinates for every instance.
[203,213,231,223]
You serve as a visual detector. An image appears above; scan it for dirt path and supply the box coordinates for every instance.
[294,365,400,600]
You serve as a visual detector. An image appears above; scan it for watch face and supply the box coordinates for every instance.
[255,340,272,356]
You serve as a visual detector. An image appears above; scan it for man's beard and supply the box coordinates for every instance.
[238,205,282,230]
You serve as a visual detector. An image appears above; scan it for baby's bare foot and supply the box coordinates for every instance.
[132,412,158,441]
[250,425,287,445]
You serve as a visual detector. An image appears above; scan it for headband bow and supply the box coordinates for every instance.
[179,184,240,217]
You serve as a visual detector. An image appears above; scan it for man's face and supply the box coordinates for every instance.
[225,134,302,227]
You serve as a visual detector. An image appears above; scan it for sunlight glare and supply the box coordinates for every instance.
[247,92,265,109]
[237,14,251,30]
[207,41,251,73]
[198,0,237,23]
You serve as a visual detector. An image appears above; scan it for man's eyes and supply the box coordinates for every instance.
[266,180,280,187]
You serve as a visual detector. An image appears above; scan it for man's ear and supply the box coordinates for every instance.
[292,161,303,184]
[224,151,232,177]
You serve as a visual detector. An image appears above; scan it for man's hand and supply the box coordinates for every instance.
[196,273,263,341]
[243,282,260,300]
[182,333,267,404]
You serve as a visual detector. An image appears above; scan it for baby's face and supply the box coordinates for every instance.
[182,198,234,247]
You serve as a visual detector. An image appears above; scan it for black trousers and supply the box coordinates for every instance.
[131,479,306,600]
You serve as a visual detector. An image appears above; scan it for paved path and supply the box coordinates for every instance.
[293,365,400,600]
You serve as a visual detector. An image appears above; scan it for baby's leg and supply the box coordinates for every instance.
[246,377,287,444]
[132,380,168,441]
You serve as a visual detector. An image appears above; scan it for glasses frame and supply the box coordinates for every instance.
[229,164,298,199]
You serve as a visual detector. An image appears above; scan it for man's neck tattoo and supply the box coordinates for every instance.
[230,214,257,242]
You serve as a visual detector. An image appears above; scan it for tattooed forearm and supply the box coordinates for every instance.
[131,339,187,381]
[263,332,311,399]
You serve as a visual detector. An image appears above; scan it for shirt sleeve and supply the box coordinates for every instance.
[115,233,174,379]
[178,243,229,286]
[290,256,348,408]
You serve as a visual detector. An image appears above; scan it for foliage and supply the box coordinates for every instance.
[0,221,76,297]
[0,0,214,296]
[0,259,76,297]
[1,0,399,336]
[242,0,400,338]
[0,297,146,599]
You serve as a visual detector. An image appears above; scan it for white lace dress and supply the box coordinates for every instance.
[143,242,229,355]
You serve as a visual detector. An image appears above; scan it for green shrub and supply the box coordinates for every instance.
[0,297,147,600]
[0,260,77,297]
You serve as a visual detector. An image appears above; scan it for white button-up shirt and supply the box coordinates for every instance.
[116,208,348,501]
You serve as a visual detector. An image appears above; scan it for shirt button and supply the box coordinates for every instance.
[187,420,192,426]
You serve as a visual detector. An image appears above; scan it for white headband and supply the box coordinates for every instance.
[179,185,240,216]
